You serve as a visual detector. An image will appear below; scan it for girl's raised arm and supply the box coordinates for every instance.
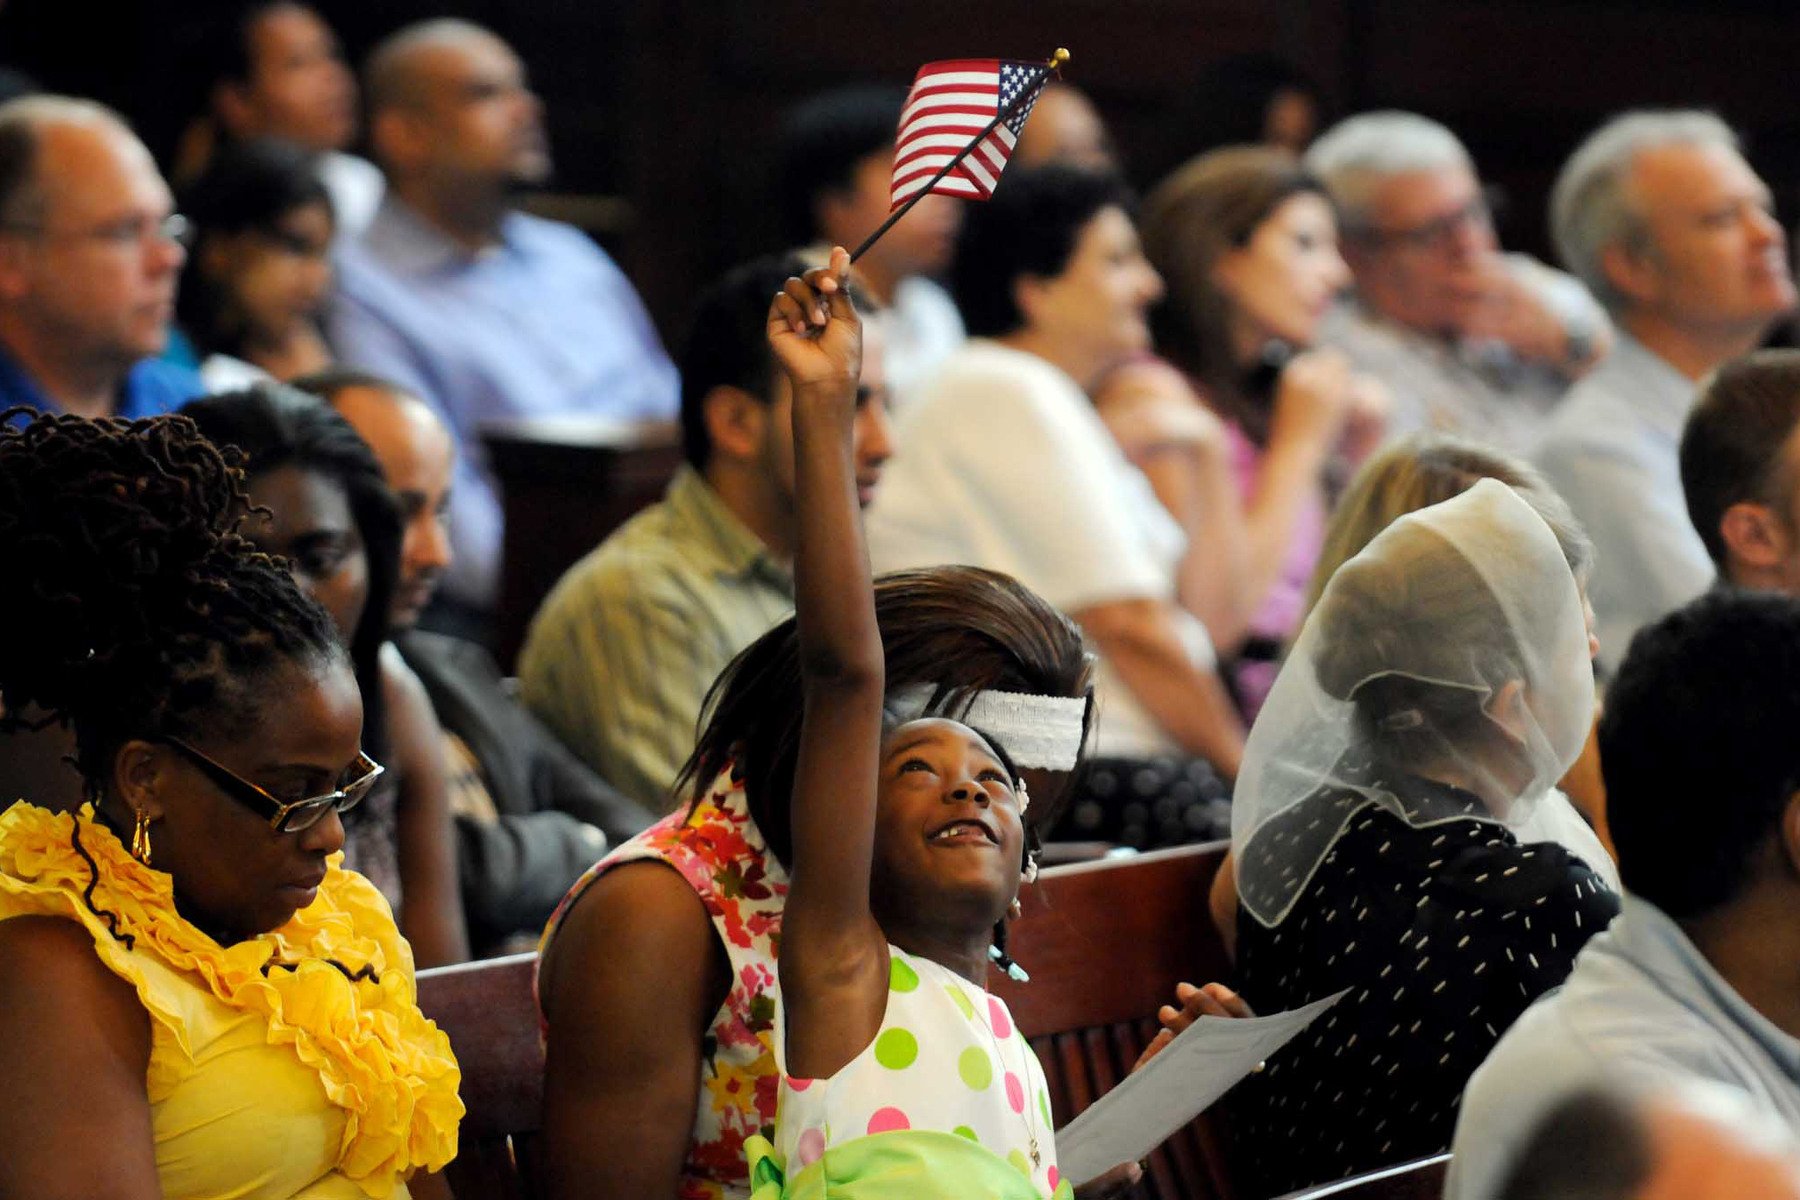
[767,249,893,1078]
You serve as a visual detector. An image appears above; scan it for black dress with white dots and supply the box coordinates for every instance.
[1227,774,1620,1197]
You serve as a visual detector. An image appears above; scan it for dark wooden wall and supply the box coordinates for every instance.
[5,0,1800,336]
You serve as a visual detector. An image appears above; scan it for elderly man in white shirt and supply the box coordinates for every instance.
[867,165,1245,780]
[1534,110,1797,676]
[1306,112,1611,455]
[1447,591,1800,1200]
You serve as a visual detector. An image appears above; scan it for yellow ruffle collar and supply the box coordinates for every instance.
[0,802,463,1198]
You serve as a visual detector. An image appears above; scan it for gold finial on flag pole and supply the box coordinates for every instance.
[1049,48,1071,69]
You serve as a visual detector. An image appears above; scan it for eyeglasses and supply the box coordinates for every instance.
[0,212,193,251]
[162,737,384,833]
[1355,190,1499,255]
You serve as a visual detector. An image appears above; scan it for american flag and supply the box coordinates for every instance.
[889,59,1050,210]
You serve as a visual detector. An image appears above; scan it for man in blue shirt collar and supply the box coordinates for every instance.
[0,96,203,420]
[329,19,678,620]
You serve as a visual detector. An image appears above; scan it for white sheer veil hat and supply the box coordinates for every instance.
[1232,479,1595,929]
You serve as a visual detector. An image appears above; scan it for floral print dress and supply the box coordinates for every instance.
[540,768,788,1200]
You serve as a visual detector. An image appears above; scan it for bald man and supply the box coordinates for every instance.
[298,366,657,953]
[328,20,677,625]
[0,96,201,418]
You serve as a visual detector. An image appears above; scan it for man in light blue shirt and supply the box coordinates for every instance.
[1448,591,1800,1200]
[330,19,677,618]
[1534,111,1796,676]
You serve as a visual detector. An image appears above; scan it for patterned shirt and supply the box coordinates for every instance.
[1232,776,1619,1195]
[540,769,788,1200]
[519,466,794,811]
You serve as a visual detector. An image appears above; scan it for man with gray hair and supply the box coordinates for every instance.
[1307,110,1610,454]
[1534,110,1795,674]
[329,19,677,630]
[0,96,202,420]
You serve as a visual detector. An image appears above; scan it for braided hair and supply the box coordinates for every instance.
[0,407,345,799]
[180,383,401,763]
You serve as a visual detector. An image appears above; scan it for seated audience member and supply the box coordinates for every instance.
[1495,1083,1800,1200]
[538,565,1105,1199]
[0,412,460,1197]
[182,384,468,966]
[1013,82,1117,171]
[1449,590,1800,1199]
[300,367,657,953]
[1206,431,1619,957]
[1305,111,1611,453]
[520,254,894,810]
[1185,53,1323,159]
[179,137,335,390]
[777,87,963,399]
[0,96,202,419]
[1228,479,1619,1194]
[330,19,678,625]
[867,166,1247,810]
[181,2,382,236]
[1140,145,1387,711]
[1681,353,1800,597]
[1537,111,1797,675]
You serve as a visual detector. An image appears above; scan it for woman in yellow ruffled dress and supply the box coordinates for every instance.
[0,409,463,1199]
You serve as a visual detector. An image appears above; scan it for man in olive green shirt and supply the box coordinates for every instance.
[519,255,895,810]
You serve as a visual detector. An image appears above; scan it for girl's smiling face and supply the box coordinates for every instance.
[869,718,1027,942]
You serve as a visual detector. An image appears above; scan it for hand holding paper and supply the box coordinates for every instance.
[1056,989,1348,1186]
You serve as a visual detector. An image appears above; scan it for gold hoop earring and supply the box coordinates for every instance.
[131,810,153,867]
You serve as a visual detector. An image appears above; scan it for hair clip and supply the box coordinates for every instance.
[1016,777,1031,815]
[1378,708,1425,732]
[988,944,1031,983]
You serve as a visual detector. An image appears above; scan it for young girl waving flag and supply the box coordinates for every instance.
[742,249,1140,1198]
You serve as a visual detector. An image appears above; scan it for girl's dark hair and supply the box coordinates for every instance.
[676,566,1096,868]
[0,408,344,798]
[177,136,333,362]
[180,384,400,761]
[1141,145,1331,430]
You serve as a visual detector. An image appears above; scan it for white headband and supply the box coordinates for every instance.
[886,684,1089,772]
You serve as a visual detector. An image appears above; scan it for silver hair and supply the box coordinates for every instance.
[1550,110,1740,311]
[1302,111,1474,228]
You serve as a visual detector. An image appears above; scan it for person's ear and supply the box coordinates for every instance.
[370,108,427,174]
[1599,240,1662,308]
[1012,273,1051,329]
[198,230,245,282]
[814,186,859,247]
[112,740,171,824]
[212,81,258,140]
[1487,679,1532,746]
[1719,501,1790,579]
[0,237,31,302]
[702,386,770,465]
[1210,244,1253,305]
[1779,791,1800,879]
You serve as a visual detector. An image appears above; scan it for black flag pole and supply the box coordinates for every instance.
[849,47,1069,265]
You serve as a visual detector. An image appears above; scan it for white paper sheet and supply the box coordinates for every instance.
[1055,989,1348,1185]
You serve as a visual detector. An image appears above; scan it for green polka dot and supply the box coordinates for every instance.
[888,956,919,992]
[874,1028,918,1070]
[944,983,976,1020]
[1008,1149,1033,1177]
[958,1045,994,1090]
[953,1124,980,1142]
[1039,1088,1053,1125]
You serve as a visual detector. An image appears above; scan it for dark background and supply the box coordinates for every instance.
[5,0,1800,335]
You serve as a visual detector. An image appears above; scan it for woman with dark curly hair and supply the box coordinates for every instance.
[0,407,461,1198]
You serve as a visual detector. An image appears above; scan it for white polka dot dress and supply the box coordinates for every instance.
[758,945,1070,1198]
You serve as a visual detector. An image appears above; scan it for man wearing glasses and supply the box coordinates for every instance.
[0,95,202,421]
[1305,110,1611,455]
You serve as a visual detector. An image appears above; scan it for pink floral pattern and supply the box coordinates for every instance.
[540,768,788,1200]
